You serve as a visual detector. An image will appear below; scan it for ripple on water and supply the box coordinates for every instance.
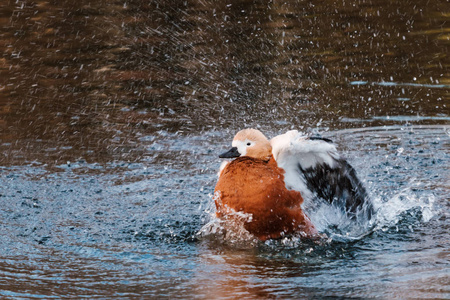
[0,125,448,298]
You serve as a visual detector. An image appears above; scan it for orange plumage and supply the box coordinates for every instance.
[214,155,317,241]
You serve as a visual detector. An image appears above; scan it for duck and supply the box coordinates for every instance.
[214,128,371,241]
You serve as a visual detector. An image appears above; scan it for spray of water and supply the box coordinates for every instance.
[197,177,437,246]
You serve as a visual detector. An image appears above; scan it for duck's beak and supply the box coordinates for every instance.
[219,147,240,158]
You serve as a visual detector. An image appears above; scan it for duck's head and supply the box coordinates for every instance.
[219,128,272,161]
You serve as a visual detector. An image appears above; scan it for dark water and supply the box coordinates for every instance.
[0,0,449,298]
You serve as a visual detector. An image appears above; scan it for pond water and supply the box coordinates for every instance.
[0,0,449,298]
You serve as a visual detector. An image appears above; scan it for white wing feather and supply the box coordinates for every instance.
[270,130,340,198]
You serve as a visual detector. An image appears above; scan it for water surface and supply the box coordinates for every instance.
[0,0,449,298]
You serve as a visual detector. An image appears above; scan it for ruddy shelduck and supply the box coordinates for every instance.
[214,128,371,241]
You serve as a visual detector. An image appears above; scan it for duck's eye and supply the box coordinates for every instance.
[247,142,251,146]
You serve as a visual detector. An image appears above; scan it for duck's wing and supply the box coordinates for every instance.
[271,130,371,217]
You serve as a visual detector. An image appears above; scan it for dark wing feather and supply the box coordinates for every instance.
[271,131,373,219]
[308,136,334,144]
[299,157,373,219]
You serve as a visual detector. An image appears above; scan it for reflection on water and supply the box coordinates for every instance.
[1,0,449,165]
[0,0,449,298]
[350,80,450,88]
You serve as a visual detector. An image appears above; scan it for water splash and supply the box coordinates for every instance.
[196,191,260,247]
[198,177,438,246]
[303,198,376,241]
[372,181,437,232]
